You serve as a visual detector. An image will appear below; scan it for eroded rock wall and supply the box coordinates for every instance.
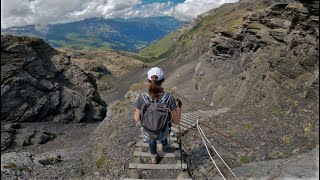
[1,35,107,123]
[193,1,319,111]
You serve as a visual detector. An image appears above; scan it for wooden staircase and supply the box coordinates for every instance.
[124,111,205,179]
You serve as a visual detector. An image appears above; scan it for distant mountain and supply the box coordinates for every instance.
[1,17,184,52]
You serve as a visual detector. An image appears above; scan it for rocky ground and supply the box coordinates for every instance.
[2,99,318,179]
[1,36,107,124]
[1,121,98,179]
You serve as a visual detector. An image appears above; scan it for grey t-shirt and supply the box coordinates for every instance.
[135,93,177,110]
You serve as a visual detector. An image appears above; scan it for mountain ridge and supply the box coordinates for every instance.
[1,16,184,52]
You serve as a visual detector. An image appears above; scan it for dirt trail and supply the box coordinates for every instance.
[100,67,147,103]
[100,57,212,112]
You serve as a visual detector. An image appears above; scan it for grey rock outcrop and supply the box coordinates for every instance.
[1,35,107,123]
[192,1,319,109]
[188,0,319,160]
[1,152,63,179]
[156,0,319,166]
[1,152,42,179]
[1,123,21,151]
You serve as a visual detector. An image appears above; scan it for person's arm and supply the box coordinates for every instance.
[172,107,181,125]
[134,108,140,125]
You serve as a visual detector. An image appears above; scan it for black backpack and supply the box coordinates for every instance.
[140,93,172,138]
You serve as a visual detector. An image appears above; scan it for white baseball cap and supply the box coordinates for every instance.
[147,67,164,81]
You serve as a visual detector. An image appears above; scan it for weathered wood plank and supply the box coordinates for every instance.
[180,119,196,126]
[129,163,187,170]
[179,121,192,128]
[133,151,180,158]
[136,140,179,148]
[171,126,186,133]
[183,113,200,119]
[181,114,199,117]
[172,124,188,131]
[124,179,192,180]
[181,117,197,124]
[168,136,177,141]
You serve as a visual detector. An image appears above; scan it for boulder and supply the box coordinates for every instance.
[1,36,107,123]
[1,132,14,151]
[1,152,42,179]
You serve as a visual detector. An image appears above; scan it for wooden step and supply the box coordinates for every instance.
[181,113,198,119]
[181,116,197,124]
[133,151,180,158]
[179,121,192,128]
[180,119,196,127]
[171,126,186,133]
[172,124,187,131]
[182,116,199,123]
[136,140,179,148]
[183,113,200,119]
[173,120,190,127]
[168,136,177,141]
[129,163,187,170]
[171,126,178,133]
[124,178,192,180]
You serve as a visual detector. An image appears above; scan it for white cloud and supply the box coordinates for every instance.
[1,0,141,29]
[121,2,173,18]
[171,0,239,21]
[1,0,239,29]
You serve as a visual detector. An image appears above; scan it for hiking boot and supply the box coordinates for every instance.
[150,154,158,164]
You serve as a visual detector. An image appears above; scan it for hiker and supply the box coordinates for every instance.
[134,67,182,164]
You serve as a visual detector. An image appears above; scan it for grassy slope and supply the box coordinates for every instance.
[139,1,272,61]
[138,31,179,59]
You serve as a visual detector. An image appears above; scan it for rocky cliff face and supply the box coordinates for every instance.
[155,0,318,163]
[1,35,107,123]
[193,0,319,110]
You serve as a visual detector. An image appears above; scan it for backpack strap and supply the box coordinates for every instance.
[141,93,151,103]
[165,94,171,104]
[142,93,171,104]
[160,93,171,104]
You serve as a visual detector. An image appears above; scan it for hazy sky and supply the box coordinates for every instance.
[1,0,239,29]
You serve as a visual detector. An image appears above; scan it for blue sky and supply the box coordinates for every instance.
[1,0,239,29]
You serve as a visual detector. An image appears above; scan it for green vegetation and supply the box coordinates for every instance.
[239,156,250,164]
[271,109,286,117]
[23,134,35,146]
[139,32,178,60]
[247,22,262,30]
[281,135,293,144]
[3,163,17,169]
[79,169,85,177]
[280,151,292,158]
[130,83,146,92]
[304,123,315,135]
[96,156,106,169]
[244,124,253,131]
[139,2,262,62]
[49,36,112,51]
